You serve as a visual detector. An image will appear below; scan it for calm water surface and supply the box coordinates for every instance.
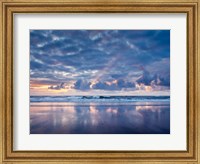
[30,101,170,134]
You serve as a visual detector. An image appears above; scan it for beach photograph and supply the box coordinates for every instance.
[30,30,170,134]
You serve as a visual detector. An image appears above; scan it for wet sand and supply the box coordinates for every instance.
[30,102,170,134]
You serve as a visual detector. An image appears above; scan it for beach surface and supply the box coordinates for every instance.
[30,96,170,134]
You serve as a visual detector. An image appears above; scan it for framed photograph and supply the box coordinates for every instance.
[0,0,199,163]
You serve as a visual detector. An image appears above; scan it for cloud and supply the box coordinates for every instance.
[72,79,91,90]
[48,82,65,90]
[30,30,170,92]
[68,79,136,91]
[136,70,152,86]
[136,69,170,87]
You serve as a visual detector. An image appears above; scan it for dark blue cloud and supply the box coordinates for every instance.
[73,79,91,90]
[68,78,136,91]
[137,69,170,87]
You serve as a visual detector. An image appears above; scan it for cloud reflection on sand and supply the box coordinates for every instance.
[30,102,170,134]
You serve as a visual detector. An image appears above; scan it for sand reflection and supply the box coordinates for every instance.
[30,102,170,134]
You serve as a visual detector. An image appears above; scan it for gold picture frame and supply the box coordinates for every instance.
[0,0,199,163]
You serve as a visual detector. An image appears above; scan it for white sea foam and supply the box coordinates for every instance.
[30,96,170,103]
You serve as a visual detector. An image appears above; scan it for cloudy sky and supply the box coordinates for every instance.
[30,30,170,96]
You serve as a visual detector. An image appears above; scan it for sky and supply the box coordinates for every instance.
[30,30,170,96]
